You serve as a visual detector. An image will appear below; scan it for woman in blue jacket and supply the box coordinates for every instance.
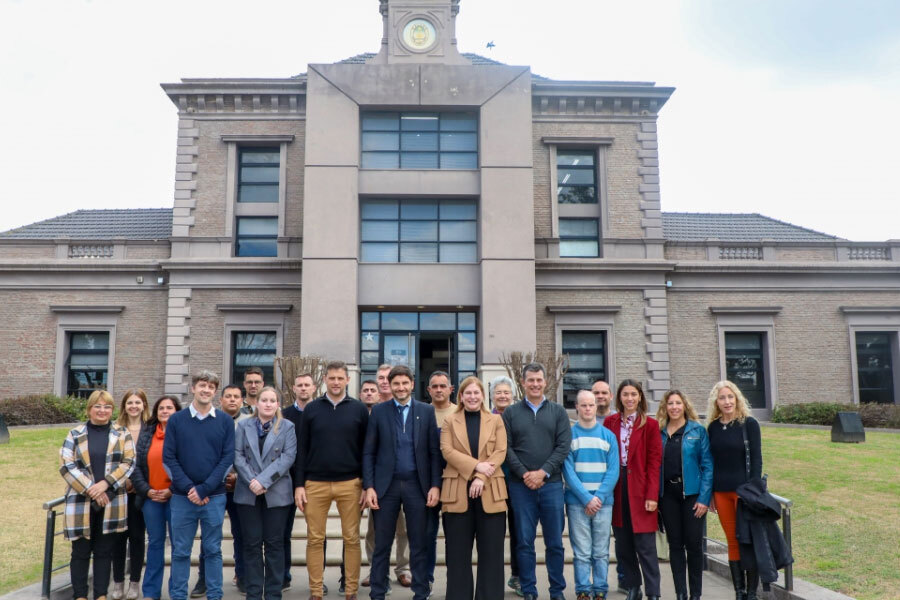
[657,390,713,600]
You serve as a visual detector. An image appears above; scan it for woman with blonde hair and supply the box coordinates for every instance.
[111,389,149,600]
[441,376,508,600]
[706,381,762,600]
[234,386,297,599]
[603,379,662,600]
[60,390,135,600]
[657,390,713,600]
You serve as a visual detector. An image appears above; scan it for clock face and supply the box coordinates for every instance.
[402,18,437,51]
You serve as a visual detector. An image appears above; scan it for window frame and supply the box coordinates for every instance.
[235,216,279,258]
[360,111,479,170]
[556,149,598,205]
[51,306,120,398]
[543,138,612,260]
[221,135,294,258]
[560,329,608,409]
[220,306,289,388]
[853,330,898,404]
[237,146,280,204]
[549,305,620,408]
[229,330,278,388]
[559,217,600,258]
[360,197,478,264]
[842,307,900,405]
[711,307,780,414]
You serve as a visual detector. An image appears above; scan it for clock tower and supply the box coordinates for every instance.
[370,0,470,64]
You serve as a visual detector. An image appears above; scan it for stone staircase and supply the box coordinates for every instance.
[167,507,587,566]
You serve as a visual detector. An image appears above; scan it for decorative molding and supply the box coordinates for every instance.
[68,244,114,259]
[541,136,614,146]
[636,121,664,241]
[848,247,889,260]
[719,247,762,260]
[708,306,783,315]
[221,134,295,143]
[216,303,294,313]
[546,305,621,314]
[839,306,900,315]
[50,305,125,313]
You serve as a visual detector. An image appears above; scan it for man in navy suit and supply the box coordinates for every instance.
[363,365,441,600]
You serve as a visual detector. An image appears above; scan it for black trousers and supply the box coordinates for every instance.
[443,497,506,600]
[660,482,705,597]
[112,494,145,583]
[371,478,430,600]
[71,509,117,600]
[237,496,292,600]
[613,469,661,596]
[507,501,519,577]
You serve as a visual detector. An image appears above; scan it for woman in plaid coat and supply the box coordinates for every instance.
[60,390,135,600]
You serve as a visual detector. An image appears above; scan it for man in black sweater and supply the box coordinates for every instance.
[293,361,369,600]
[502,362,572,600]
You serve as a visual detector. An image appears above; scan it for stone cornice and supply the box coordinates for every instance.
[546,305,621,314]
[221,134,295,143]
[162,79,306,117]
[535,259,674,272]
[532,80,674,118]
[159,258,302,271]
[839,306,900,315]
[216,303,294,313]
[541,136,614,146]
[50,305,125,313]
[708,306,782,315]
[671,261,900,274]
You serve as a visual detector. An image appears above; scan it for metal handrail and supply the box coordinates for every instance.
[42,496,66,600]
[702,490,794,592]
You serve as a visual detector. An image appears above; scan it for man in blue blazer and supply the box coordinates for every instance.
[363,365,441,600]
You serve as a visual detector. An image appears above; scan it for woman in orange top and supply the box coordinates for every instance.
[130,396,181,600]
[440,376,508,600]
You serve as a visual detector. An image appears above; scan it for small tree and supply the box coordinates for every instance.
[499,350,569,402]
[274,355,328,406]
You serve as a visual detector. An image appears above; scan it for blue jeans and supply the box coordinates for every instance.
[141,499,172,599]
[508,480,566,598]
[567,503,613,594]
[170,494,227,600]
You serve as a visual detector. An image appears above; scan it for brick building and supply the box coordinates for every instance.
[2,0,898,414]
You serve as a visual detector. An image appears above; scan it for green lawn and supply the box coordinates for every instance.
[0,426,71,596]
[705,427,900,600]
[1,426,897,599]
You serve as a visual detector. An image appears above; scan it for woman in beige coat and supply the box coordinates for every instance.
[440,376,508,600]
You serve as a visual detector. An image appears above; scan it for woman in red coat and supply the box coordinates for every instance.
[604,379,663,600]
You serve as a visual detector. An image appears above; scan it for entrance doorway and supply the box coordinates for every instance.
[360,311,477,402]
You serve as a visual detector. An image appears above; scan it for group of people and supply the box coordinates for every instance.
[59,360,770,600]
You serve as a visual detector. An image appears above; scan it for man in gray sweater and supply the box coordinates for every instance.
[502,363,572,600]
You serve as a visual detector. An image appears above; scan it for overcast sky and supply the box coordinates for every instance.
[2,0,898,241]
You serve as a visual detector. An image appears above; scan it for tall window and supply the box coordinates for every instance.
[559,218,599,257]
[361,112,478,169]
[235,217,278,257]
[725,332,767,409]
[856,332,895,404]
[231,331,276,385]
[66,332,110,398]
[557,150,596,204]
[238,147,279,203]
[561,331,606,409]
[361,198,477,263]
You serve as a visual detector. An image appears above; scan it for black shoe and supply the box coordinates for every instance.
[746,569,759,600]
[189,580,206,598]
[323,583,329,595]
[675,593,688,600]
[236,578,246,595]
[523,595,537,600]
[339,581,346,595]
[625,588,643,600]
[550,596,566,600]
[728,561,746,600]
[282,579,291,592]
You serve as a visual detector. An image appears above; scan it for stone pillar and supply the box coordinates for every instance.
[165,287,192,401]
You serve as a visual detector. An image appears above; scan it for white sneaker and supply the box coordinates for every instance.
[126,581,140,600]
[111,581,124,600]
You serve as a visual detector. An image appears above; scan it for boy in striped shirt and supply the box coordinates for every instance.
[563,389,620,600]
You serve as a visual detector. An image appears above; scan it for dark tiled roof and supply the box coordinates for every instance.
[662,212,841,242]
[0,209,173,240]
